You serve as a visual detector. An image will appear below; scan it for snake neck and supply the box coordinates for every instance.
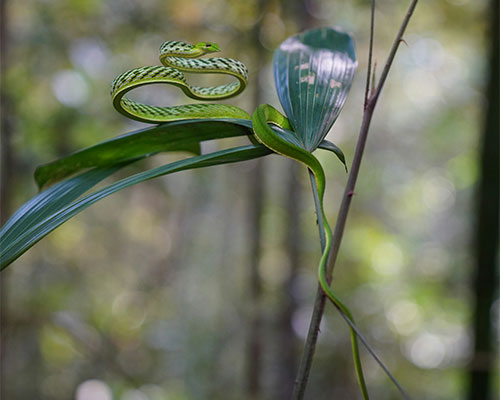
[160,41,205,57]
[159,41,219,62]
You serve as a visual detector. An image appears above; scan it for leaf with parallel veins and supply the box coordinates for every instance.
[273,27,357,152]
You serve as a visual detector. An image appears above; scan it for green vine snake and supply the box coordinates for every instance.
[111,40,368,398]
[111,41,250,122]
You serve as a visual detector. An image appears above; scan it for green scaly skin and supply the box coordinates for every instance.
[111,41,250,123]
[252,104,369,400]
[111,41,368,397]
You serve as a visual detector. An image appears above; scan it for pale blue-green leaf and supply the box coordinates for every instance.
[274,27,357,151]
[0,144,270,269]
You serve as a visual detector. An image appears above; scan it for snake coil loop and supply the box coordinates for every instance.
[111,41,250,123]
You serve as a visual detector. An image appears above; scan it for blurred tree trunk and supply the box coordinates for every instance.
[0,3,12,224]
[0,0,14,397]
[274,161,301,399]
[245,1,267,397]
[246,159,264,399]
[467,0,499,399]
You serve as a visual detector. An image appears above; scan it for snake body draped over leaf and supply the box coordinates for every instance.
[110,39,368,399]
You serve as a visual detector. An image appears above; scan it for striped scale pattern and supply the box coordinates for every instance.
[111,66,185,96]
[159,40,199,56]
[119,99,250,123]
[163,56,248,82]
[111,41,249,123]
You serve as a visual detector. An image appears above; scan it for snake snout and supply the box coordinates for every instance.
[194,42,221,53]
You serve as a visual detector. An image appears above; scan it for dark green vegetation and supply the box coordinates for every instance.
[1,0,497,399]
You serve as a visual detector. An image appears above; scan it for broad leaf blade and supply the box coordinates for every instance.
[274,27,357,151]
[0,144,271,270]
[35,118,253,188]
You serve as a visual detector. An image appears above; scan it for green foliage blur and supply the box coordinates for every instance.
[1,0,496,399]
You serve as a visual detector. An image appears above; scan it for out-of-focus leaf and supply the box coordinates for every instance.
[0,144,271,270]
[273,27,357,152]
[35,118,253,189]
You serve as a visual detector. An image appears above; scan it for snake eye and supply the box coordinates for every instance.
[206,44,211,48]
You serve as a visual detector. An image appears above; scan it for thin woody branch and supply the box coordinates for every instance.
[292,1,419,398]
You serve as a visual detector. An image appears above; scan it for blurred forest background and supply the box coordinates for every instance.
[0,0,498,399]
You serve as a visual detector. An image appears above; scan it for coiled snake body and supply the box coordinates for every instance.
[111,41,250,122]
[111,41,368,398]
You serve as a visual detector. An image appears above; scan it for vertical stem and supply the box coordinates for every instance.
[292,286,327,399]
[364,0,376,110]
[291,171,327,400]
[327,1,419,281]
[292,1,419,397]
[308,171,326,250]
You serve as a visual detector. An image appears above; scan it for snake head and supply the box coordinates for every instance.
[194,42,221,54]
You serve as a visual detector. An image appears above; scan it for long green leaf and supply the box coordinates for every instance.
[35,118,253,188]
[0,144,271,270]
[0,164,129,248]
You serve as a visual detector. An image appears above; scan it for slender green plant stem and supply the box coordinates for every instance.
[307,171,370,399]
[333,302,412,400]
[309,171,326,250]
[308,171,411,400]
[292,1,419,398]
[291,173,329,400]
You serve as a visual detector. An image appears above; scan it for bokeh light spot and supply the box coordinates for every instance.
[386,300,422,335]
[70,38,110,78]
[407,332,446,369]
[421,171,456,213]
[121,389,149,400]
[52,70,89,107]
[75,379,112,400]
[292,306,325,339]
[371,241,403,276]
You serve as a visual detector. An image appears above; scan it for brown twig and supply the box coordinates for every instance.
[292,1,419,398]
[364,0,376,110]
